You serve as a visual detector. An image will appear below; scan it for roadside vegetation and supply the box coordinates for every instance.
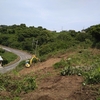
[0,24,100,99]
[0,47,18,65]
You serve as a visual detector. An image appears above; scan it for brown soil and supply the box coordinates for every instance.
[22,75,83,100]
[20,66,100,100]
[19,51,75,76]
[19,57,61,75]
[1,50,100,100]
[19,51,100,100]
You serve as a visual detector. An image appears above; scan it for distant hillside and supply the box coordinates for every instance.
[0,24,100,58]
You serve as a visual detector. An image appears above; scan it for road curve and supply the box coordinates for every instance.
[0,45,32,73]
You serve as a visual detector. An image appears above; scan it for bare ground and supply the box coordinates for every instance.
[19,51,100,100]
[1,50,100,100]
[20,66,100,100]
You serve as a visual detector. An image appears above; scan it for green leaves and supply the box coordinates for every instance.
[0,24,100,58]
[0,74,37,96]
[84,67,100,84]
[23,76,37,92]
[53,49,100,85]
[53,59,67,69]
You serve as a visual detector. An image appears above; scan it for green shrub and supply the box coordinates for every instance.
[61,65,73,76]
[3,58,8,65]
[84,67,100,84]
[23,76,37,93]
[0,74,37,96]
[61,65,82,76]
[0,48,5,53]
[39,55,48,62]
[53,59,66,69]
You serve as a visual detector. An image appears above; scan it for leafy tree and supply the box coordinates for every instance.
[20,23,26,28]
[85,24,100,48]
[17,33,25,42]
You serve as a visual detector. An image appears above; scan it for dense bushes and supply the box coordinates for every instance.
[85,24,100,47]
[0,24,100,58]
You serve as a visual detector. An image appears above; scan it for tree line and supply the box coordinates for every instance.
[0,23,100,57]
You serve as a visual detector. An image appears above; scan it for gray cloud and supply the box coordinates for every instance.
[0,0,100,31]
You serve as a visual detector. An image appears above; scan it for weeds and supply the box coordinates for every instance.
[13,60,25,72]
[53,58,67,69]
[83,66,100,84]
[23,76,37,93]
[54,49,100,85]
[0,74,37,97]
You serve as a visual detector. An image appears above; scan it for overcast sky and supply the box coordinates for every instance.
[0,0,100,31]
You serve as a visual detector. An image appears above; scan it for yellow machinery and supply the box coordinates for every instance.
[25,55,39,68]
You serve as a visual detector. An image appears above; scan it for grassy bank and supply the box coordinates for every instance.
[0,48,18,66]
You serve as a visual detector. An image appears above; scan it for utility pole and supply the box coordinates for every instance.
[35,40,38,56]
[32,38,34,49]
[32,38,39,56]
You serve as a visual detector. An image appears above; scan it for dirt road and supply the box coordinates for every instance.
[0,45,32,73]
